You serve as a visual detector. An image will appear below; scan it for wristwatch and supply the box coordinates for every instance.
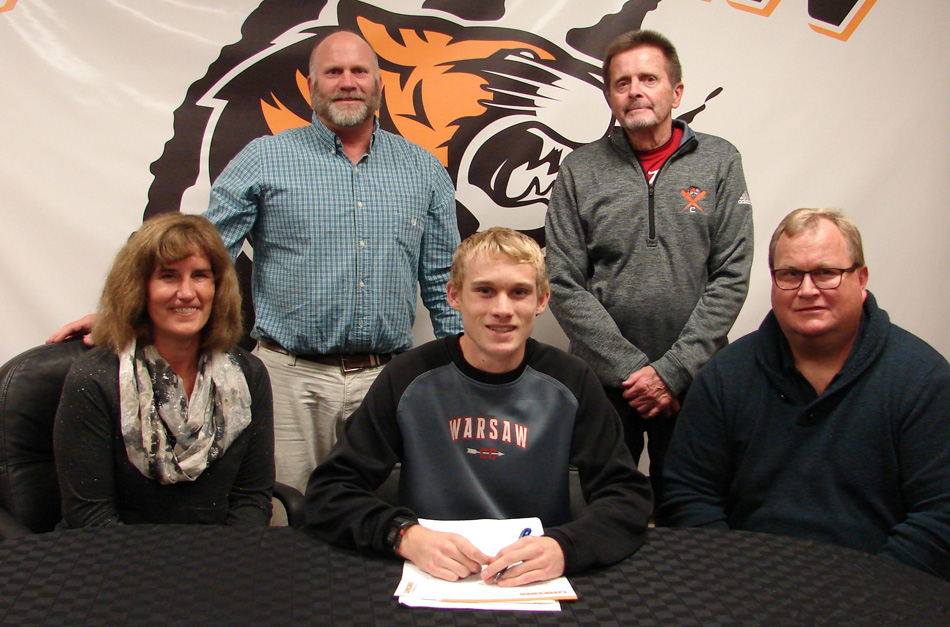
[386,515,418,554]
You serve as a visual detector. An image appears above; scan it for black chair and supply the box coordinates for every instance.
[0,340,303,538]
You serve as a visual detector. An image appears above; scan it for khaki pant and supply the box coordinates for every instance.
[254,344,384,494]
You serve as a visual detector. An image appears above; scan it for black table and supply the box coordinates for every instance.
[1,525,948,625]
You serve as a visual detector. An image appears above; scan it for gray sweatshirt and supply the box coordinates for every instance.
[545,121,753,395]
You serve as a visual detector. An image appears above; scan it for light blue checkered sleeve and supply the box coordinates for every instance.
[204,139,264,262]
[418,156,463,338]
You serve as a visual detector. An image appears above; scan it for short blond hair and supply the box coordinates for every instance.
[92,213,243,353]
[768,208,865,270]
[449,227,548,295]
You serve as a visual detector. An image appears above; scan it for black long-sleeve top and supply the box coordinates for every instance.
[54,347,274,527]
[306,335,653,575]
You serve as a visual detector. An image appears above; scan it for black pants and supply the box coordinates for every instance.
[606,387,680,525]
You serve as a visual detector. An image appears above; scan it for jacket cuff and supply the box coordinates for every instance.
[651,355,691,398]
[544,528,578,575]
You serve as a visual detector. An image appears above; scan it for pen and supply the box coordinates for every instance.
[494,527,532,583]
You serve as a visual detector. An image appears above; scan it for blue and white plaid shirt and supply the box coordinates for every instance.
[205,114,462,355]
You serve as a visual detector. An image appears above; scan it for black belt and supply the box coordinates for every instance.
[260,341,394,373]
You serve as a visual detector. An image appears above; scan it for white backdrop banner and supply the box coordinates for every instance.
[1,0,947,363]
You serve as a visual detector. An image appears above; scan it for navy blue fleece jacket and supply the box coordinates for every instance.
[662,293,950,580]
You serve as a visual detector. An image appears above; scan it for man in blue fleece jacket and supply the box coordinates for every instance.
[662,208,950,580]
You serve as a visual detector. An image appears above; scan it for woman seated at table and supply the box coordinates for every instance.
[54,213,274,526]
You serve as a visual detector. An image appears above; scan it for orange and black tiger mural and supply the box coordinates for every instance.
[147,0,873,240]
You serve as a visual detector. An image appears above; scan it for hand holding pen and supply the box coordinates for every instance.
[482,527,565,586]
[493,527,532,582]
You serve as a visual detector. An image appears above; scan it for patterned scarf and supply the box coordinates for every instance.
[118,341,252,484]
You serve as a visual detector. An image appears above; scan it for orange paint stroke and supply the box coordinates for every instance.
[260,70,312,135]
[0,0,18,13]
[359,16,553,165]
[726,0,782,17]
[809,0,876,41]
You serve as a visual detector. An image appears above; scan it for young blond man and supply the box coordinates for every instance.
[306,227,652,586]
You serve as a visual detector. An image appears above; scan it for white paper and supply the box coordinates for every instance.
[398,595,561,612]
[394,517,576,611]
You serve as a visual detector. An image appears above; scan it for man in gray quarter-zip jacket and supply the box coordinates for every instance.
[545,29,753,516]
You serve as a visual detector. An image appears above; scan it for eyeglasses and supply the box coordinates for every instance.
[771,265,860,290]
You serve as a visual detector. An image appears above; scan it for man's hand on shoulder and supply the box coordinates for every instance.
[622,366,680,419]
[397,525,491,582]
[480,535,565,587]
[46,313,97,346]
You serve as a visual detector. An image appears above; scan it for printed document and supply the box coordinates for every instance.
[394,517,577,611]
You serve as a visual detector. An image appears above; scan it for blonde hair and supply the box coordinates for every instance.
[449,227,548,295]
[91,213,242,353]
[768,208,865,269]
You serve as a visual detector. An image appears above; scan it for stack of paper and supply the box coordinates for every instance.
[394,517,577,612]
